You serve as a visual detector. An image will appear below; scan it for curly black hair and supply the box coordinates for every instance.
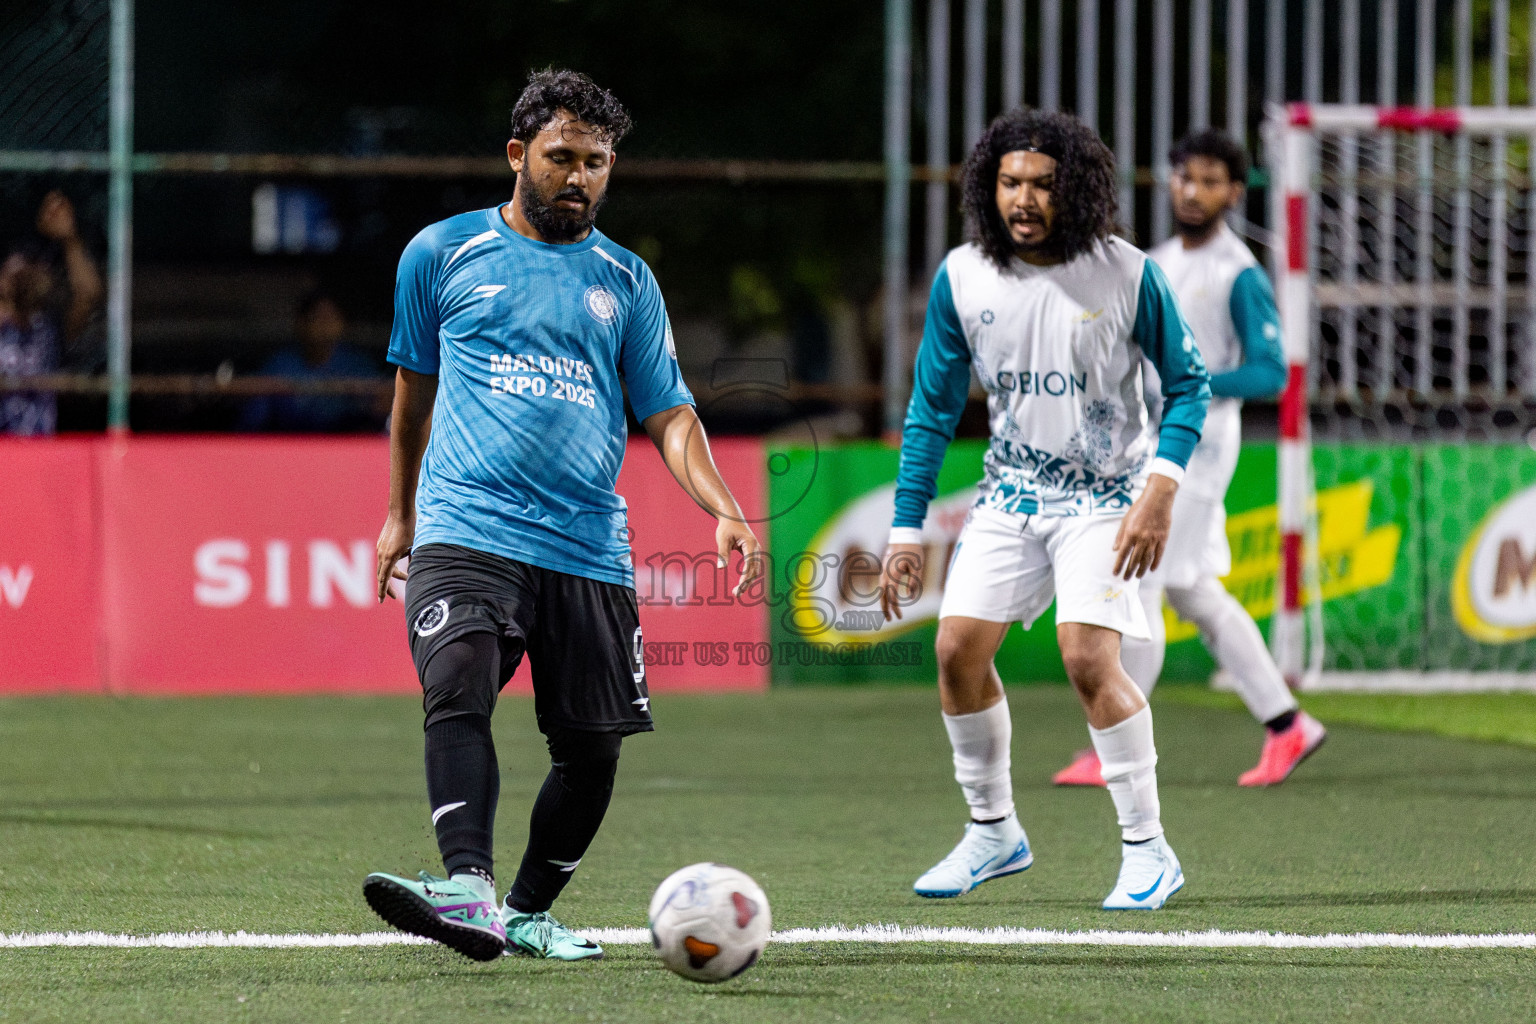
[962,107,1119,268]
[510,68,633,146]
[1170,128,1249,185]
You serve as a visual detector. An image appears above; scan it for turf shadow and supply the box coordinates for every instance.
[0,791,422,814]
[785,949,1453,970]
[698,986,845,999]
[918,885,1536,913]
[0,810,266,840]
[1174,886,1536,910]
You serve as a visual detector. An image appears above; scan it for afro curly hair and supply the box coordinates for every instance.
[510,68,632,147]
[961,107,1120,269]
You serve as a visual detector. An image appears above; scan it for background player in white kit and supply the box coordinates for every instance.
[880,108,1211,910]
[1054,130,1327,790]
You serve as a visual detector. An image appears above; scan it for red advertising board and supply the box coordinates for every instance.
[98,436,416,694]
[620,435,768,690]
[0,439,102,691]
[1,435,767,694]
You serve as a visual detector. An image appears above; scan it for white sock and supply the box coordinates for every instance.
[1169,577,1299,725]
[1088,705,1163,842]
[942,697,1014,821]
[1118,583,1165,698]
[450,871,495,906]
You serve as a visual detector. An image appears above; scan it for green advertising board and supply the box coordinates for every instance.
[1422,444,1536,671]
[765,439,1535,686]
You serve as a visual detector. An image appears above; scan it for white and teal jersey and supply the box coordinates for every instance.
[388,208,692,587]
[894,237,1210,527]
[1146,225,1285,501]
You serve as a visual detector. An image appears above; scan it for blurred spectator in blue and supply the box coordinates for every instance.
[0,191,104,435]
[239,291,387,432]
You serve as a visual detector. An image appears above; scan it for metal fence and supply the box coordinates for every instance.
[882,0,1536,430]
[4,2,1534,434]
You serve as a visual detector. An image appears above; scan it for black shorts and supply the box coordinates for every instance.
[404,543,652,735]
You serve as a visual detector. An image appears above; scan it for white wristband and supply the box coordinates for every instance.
[1148,457,1185,485]
[888,527,924,546]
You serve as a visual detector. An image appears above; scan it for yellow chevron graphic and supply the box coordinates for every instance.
[1164,480,1401,643]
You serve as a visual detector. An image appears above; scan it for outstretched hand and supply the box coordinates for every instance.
[717,519,763,598]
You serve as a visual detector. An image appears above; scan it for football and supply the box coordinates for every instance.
[647,863,772,983]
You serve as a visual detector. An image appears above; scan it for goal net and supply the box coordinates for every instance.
[1266,103,1536,689]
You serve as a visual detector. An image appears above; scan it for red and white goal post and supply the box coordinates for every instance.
[1265,102,1536,690]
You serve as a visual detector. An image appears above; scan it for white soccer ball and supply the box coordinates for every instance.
[647,862,771,983]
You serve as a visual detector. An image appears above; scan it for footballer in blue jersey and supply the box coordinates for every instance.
[363,70,762,963]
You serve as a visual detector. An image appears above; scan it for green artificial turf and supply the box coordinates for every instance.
[2,687,1534,1023]
[1159,686,1536,749]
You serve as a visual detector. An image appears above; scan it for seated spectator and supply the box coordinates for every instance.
[0,191,103,435]
[239,291,387,432]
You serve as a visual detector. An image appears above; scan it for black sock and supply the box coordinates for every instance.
[506,728,622,914]
[972,814,1010,825]
[425,714,500,877]
[1265,710,1298,734]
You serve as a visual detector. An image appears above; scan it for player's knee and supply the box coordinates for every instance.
[545,726,622,789]
[935,621,986,680]
[421,633,499,729]
[1060,639,1119,691]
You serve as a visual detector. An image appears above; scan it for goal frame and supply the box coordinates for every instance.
[1265,102,1536,689]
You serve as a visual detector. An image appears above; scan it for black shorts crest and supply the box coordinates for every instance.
[404,544,653,735]
[414,598,450,637]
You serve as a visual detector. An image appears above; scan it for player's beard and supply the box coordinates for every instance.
[1014,235,1053,258]
[1175,207,1224,242]
[1008,216,1059,261]
[520,181,606,243]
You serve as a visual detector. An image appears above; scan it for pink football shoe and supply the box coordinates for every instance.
[1238,711,1327,787]
[1052,748,1106,787]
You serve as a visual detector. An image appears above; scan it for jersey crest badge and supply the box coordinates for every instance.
[584,285,618,325]
[414,599,450,637]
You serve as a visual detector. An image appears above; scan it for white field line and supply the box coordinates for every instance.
[3,926,1535,951]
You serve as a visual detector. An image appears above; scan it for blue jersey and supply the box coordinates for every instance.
[388,207,692,587]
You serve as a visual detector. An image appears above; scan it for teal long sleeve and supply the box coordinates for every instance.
[1133,258,1211,468]
[892,262,971,530]
[1209,266,1287,400]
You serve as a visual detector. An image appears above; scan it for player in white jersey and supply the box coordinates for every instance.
[880,109,1211,910]
[1053,130,1327,790]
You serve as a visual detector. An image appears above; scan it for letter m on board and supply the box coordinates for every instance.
[1494,537,1536,599]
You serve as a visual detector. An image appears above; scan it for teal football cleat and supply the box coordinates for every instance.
[913,812,1033,898]
[1102,835,1185,910]
[502,904,605,961]
[363,871,506,961]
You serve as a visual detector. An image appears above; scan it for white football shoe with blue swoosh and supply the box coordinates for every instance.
[913,813,1033,898]
[1102,834,1185,910]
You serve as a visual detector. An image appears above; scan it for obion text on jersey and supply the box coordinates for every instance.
[992,369,1088,396]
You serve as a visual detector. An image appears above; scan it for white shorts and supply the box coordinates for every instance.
[938,507,1151,640]
[1143,488,1231,591]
